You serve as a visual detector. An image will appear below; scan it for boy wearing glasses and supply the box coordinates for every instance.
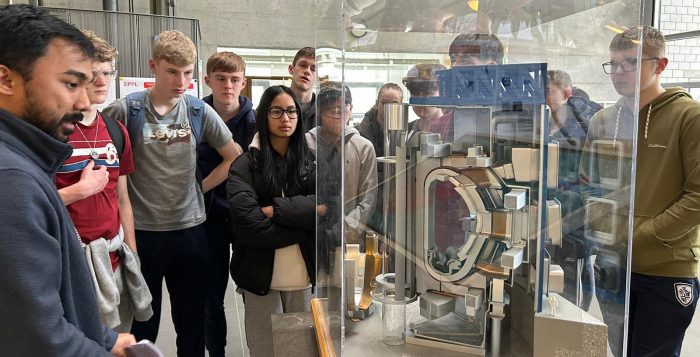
[103,30,241,355]
[306,81,377,245]
[580,26,700,357]
[54,30,152,333]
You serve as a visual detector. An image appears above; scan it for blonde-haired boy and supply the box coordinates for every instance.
[104,29,242,356]
[152,29,196,66]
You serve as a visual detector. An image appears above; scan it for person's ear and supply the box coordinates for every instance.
[204,75,211,88]
[346,104,353,123]
[564,88,573,99]
[241,77,247,89]
[288,64,294,75]
[655,57,669,74]
[0,65,17,96]
[148,59,157,74]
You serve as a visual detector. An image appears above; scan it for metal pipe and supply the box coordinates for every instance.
[395,139,407,302]
[385,103,407,131]
[102,0,117,11]
[490,315,502,356]
[150,0,166,15]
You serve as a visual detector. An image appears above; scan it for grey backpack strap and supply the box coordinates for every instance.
[185,94,206,144]
[101,112,124,158]
[125,91,147,145]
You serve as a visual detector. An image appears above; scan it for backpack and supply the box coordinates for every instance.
[102,112,125,158]
[124,91,207,186]
[124,91,205,145]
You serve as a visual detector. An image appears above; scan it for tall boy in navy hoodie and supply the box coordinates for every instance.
[198,51,256,357]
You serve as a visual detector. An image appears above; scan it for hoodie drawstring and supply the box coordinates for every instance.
[644,103,653,143]
[613,103,653,146]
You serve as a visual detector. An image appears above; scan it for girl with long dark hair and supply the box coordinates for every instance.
[227,85,316,357]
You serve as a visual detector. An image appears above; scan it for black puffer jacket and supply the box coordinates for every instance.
[227,134,317,296]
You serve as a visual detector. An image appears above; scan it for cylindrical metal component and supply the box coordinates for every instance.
[394,144,407,301]
[491,315,503,356]
[102,0,118,11]
[385,103,408,131]
[150,0,167,15]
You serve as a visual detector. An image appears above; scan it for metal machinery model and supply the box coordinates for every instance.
[372,63,608,356]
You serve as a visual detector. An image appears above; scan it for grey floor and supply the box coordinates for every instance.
[154,276,700,357]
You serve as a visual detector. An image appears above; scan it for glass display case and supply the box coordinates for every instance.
[313,1,645,356]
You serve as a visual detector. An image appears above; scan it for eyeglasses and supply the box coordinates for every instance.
[602,57,658,74]
[93,69,118,80]
[321,106,346,117]
[269,107,298,119]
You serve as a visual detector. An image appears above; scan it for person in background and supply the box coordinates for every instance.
[199,50,256,357]
[356,83,403,236]
[307,81,377,245]
[448,33,504,67]
[356,83,403,160]
[545,69,600,311]
[288,47,317,132]
[403,63,448,133]
[54,29,153,334]
[227,85,317,357]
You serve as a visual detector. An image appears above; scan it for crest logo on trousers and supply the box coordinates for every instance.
[674,283,694,307]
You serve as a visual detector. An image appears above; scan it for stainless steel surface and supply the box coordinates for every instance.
[385,103,408,131]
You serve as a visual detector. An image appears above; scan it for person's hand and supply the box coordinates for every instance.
[261,205,274,218]
[110,333,136,357]
[317,204,327,216]
[78,160,109,197]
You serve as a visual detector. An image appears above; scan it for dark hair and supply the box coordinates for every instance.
[318,80,352,108]
[292,47,315,66]
[448,33,504,64]
[254,85,310,193]
[0,4,95,81]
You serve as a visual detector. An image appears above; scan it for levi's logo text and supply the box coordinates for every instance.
[143,122,191,145]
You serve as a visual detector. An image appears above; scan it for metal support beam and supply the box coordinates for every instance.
[150,0,167,15]
[102,0,118,12]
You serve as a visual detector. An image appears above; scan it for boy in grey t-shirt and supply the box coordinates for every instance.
[103,30,241,356]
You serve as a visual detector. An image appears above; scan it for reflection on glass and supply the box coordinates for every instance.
[591,140,623,188]
[428,180,471,275]
[314,1,641,356]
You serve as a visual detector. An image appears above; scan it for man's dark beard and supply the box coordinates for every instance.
[49,112,84,142]
[22,85,84,142]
